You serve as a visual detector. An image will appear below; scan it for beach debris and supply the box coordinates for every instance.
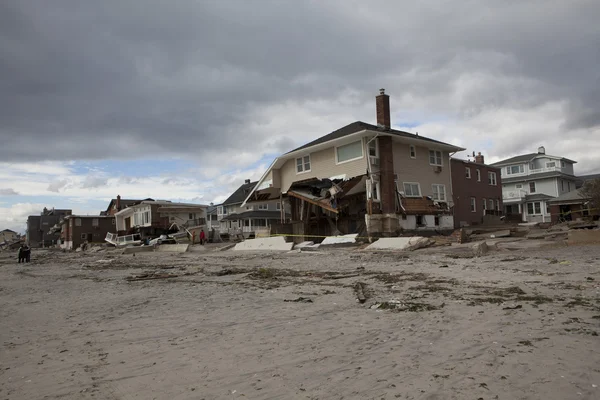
[502,304,523,310]
[354,282,367,303]
[126,272,179,281]
[284,297,313,303]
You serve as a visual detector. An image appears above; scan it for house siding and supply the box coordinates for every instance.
[279,141,368,193]
[393,142,453,203]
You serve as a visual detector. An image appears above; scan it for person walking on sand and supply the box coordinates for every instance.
[17,245,24,263]
[23,243,31,263]
[199,229,206,245]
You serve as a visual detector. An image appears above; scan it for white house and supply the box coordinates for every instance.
[491,146,579,223]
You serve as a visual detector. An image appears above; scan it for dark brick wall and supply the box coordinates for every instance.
[451,159,503,228]
[379,136,396,213]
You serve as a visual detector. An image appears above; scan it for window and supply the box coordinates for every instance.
[567,181,571,192]
[403,182,421,197]
[92,218,99,226]
[496,200,500,211]
[465,167,471,179]
[75,218,81,226]
[546,203,550,214]
[527,202,541,215]
[372,181,380,202]
[507,165,524,174]
[476,169,481,182]
[257,204,268,210]
[144,211,150,224]
[429,150,442,166]
[516,184,523,189]
[368,139,378,157]
[189,213,194,220]
[296,155,311,173]
[276,202,281,211]
[488,172,497,185]
[434,216,440,226]
[561,161,565,168]
[80,233,87,239]
[489,199,494,210]
[561,180,565,191]
[431,184,446,201]
[409,145,416,159]
[482,198,487,210]
[529,182,536,193]
[470,197,476,212]
[546,162,556,168]
[416,215,424,226]
[336,141,363,163]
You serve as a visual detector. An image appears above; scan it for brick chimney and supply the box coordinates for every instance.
[474,152,485,164]
[376,88,390,130]
[116,195,121,210]
[245,179,251,184]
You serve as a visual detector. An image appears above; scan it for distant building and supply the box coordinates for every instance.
[0,229,19,244]
[26,208,72,247]
[103,195,146,216]
[55,215,115,250]
[491,147,578,223]
[451,153,503,228]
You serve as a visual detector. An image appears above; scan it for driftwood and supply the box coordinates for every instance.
[354,282,367,303]
[323,274,361,280]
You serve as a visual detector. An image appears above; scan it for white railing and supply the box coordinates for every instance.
[529,166,562,174]
[503,166,563,179]
[503,190,527,200]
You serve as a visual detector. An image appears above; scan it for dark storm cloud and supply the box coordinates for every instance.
[0,0,598,162]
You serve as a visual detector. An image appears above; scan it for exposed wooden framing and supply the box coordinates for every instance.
[287,190,339,214]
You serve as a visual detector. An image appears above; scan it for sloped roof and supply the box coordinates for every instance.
[287,121,462,154]
[491,153,577,166]
[1,229,17,234]
[548,188,588,204]
[222,181,258,206]
[105,198,149,213]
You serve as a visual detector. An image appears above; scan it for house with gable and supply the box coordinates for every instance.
[217,179,289,238]
[242,89,465,240]
[491,147,579,222]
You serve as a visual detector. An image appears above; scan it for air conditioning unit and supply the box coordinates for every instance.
[434,166,442,173]
[370,156,380,167]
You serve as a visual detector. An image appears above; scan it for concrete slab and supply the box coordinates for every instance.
[366,236,433,251]
[321,234,358,246]
[568,229,600,245]
[489,230,511,238]
[294,241,315,249]
[123,246,154,254]
[156,244,189,253]
[234,237,294,251]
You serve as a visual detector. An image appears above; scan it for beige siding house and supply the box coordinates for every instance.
[242,89,464,240]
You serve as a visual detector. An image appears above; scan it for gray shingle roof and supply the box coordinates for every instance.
[286,121,461,154]
[548,188,588,204]
[222,181,259,206]
[492,153,577,166]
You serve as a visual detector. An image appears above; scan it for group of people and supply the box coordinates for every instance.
[18,244,31,263]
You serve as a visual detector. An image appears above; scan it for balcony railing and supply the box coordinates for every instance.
[503,190,527,200]
[503,166,563,178]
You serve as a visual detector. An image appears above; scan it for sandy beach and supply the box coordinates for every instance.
[1,242,599,400]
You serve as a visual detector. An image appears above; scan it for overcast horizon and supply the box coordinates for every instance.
[1,0,599,233]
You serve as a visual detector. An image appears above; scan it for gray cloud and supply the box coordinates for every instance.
[0,0,599,173]
[0,188,19,195]
[81,176,108,189]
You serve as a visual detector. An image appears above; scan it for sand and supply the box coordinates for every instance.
[1,242,599,400]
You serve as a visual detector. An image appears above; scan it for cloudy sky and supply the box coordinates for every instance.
[1,0,599,233]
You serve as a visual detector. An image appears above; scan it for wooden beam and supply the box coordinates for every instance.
[287,191,339,214]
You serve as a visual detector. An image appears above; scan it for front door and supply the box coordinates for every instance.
[125,217,131,230]
[87,233,93,242]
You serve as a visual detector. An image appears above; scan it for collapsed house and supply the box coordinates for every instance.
[107,200,208,245]
[241,89,464,242]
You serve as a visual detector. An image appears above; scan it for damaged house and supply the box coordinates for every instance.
[112,199,208,240]
[242,89,465,241]
[217,179,290,239]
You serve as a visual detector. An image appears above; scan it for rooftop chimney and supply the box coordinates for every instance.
[538,146,545,154]
[376,88,390,130]
[474,152,485,164]
[116,195,121,210]
[245,179,251,184]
